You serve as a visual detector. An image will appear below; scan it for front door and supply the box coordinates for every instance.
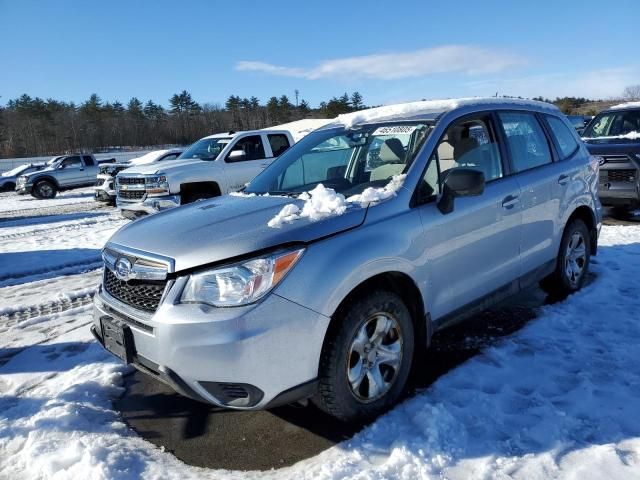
[223,134,272,191]
[416,113,522,321]
[56,156,86,187]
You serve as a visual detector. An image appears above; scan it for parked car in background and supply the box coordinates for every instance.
[116,129,295,218]
[0,163,46,192]
[16,154,115,199]
[582,102,640,212]
[94,149,183,204]
[567,115,590,134]
[92,98,601,422]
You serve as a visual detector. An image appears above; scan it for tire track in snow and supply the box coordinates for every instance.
[0,290,96,325]
[0,215,122,242]
[0,259,103,288]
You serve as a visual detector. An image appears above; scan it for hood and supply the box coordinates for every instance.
[121,158,206,175]
[108,194,367,272]
[23,166,56,178]
[584,139,640,156]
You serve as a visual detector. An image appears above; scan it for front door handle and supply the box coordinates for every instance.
[558,174,570,185]
[502,194,519,209]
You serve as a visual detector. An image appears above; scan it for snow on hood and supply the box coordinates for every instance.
[583,131,640,142]
[128,150,170,165]
[120,158,204,175]
[267,174,406,228]
[336,97,558,128]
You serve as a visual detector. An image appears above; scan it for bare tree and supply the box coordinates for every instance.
[622,85,640,101]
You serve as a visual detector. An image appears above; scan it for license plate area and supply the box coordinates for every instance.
[100,315,135,363]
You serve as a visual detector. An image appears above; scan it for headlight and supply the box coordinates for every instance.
[17,176,27,185]
[181,248,305,307]
[145,174,169,196]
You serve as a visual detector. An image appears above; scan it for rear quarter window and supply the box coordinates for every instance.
[545,115,579,159]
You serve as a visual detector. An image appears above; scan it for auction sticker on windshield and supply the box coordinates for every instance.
[372,126,417,135]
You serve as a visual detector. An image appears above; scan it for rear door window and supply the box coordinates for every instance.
[83,155,95,166]
[545,115,579,159]
[267,134,291,157]
[498,112,552,172]
[61,156,82,169]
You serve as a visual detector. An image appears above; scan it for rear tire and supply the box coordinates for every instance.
[33,180,57,199]
[540,219,591,297]
[313,291,415,422]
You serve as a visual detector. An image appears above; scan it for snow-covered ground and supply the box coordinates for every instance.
[0,188,100,216]
[1,193,640,479]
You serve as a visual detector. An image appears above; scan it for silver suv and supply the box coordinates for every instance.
[92,98,601,421]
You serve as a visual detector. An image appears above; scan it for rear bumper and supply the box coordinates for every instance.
[117,194,181,218]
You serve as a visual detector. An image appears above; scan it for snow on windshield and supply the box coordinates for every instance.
[267,174,406,228]
[583,131,640,141]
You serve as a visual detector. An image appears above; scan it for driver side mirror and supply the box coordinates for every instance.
[437,168,485,215]
[227,150,246,162]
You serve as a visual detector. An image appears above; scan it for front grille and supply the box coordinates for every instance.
[104,268,166,312]
[118,177,146,185]
[118,190,145,200]
[601,155,630,164]
[606,169,636,183]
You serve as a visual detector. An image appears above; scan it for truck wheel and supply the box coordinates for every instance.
[540,219,591,297]
[33,180,57,199]
[313,291,414,422]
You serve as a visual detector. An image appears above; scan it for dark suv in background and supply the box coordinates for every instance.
[582,103,640,212]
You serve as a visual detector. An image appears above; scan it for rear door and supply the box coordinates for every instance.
[82,155,97,183]
[416,112,522,320]
[496,111,561,280]
[223,134,270,191]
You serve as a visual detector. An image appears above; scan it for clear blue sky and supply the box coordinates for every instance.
[1,0,638,108]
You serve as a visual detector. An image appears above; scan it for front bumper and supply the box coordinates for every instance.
[598,158,640,207]
[16,182,32,195]
[117,194,181,218]
[92,280,330,410]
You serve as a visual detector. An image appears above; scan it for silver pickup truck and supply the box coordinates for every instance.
[17,154,115,199]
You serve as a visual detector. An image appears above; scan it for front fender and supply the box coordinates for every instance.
[26,174,59,188]
[274,207,427,318]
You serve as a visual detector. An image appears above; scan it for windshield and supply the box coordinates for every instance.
[583,109,640,139]
[45,156,64,166]
[179,137,232,160]
[246,122,432,196]
[2,164,30,177]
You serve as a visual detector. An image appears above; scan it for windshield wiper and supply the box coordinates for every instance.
[264,190,303,197]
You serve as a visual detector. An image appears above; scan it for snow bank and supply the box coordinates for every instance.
[267,174,406,228]
[336,97,558,128]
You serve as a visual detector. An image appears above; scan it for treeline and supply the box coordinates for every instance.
[0,90,367,158]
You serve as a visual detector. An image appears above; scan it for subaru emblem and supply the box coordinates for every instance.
[114,257,133,281]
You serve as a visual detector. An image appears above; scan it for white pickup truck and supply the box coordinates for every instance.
[16,154,115,199]
[116,129,295,218]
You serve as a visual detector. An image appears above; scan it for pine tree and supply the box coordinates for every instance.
[351,92,364,110]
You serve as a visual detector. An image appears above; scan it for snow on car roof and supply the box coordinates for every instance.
[335,97,559,128]
[608,101,640,110]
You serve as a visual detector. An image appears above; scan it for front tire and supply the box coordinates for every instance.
[540,219,591,297]
[313,291,415,422]
[32,180,57,199]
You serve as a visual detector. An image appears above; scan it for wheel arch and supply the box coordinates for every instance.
[324,271,431,360]
[567,205,598,255]
[32,175,60,188]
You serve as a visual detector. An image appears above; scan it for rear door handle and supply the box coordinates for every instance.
[558,174,570,185]
[502,194,519,209]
